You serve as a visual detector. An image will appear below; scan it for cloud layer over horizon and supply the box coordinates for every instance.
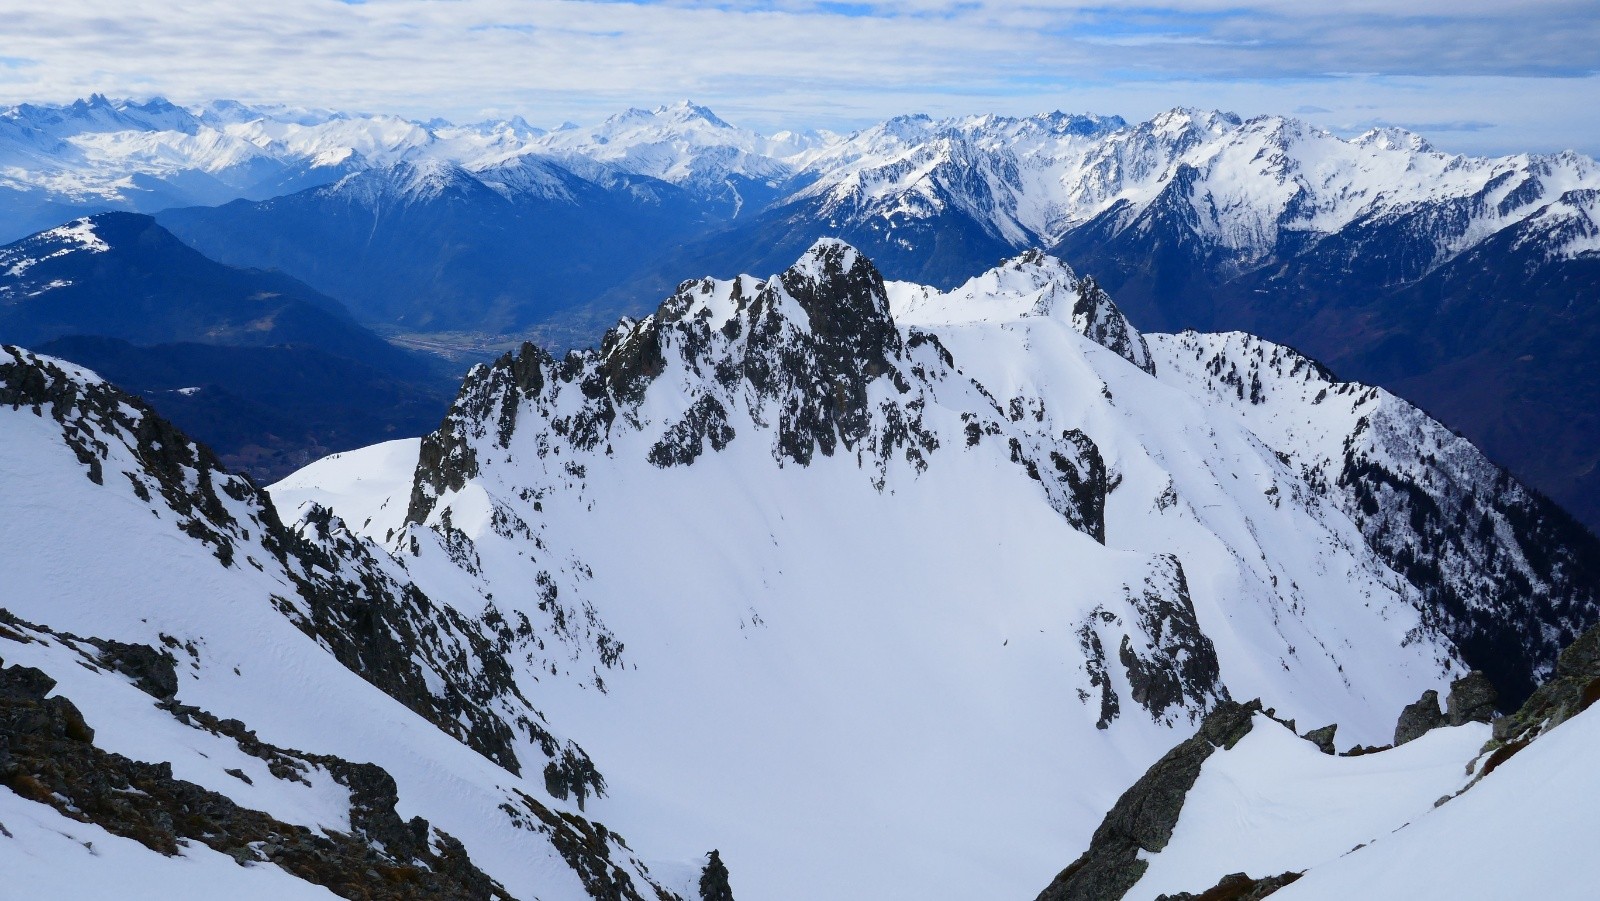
[5,0,1598,155]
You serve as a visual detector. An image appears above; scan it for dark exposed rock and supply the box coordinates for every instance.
[1057,430,1108,544]
[1490,619,1600,749]
[1117,556,1227,726]
[1396,671,1499,746]
[699,849,736,901]
[2,345,240,566]
[498,788,665,901]
[1154,870,1302,901]
[648,395,736,467]
[1069,275,1156,376]
[1302,724,1337,755]
[0,659,513,900]
[544,751,606,811]
[1076,610,1121,730]
[1393,689,1447,746]
[93,640,179,699]
[407,376,487,526]
[1445,671,1497,726]
[1035,700,1259,901]
[400,242,1114,548]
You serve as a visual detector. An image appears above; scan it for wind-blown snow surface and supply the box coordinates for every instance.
[1111,702,1600,900]
[0,785,339,901]
[270,436,420,541]
[1125,716,1489,900]
[1273,704,1600,900]
[273,243,1493,901]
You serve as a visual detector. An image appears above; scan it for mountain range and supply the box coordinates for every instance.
[6,95,1588,532]
[6,237,1597,899]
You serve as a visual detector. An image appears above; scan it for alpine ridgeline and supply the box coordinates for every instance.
[269,241,1600,901]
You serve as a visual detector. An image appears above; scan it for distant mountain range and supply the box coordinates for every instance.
[5,95,1598,533]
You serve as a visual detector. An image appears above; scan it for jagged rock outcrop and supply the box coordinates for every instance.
[404,240,1112,544]
[92,639,179,700]
[1075,557,1227,730]
[1035,700,1259,901]
[1489,620,1600,752]
[1069,274,1156,375]
[1445,671,1497,727]
[0,658,513,900]
[1393,690,1447,746]
[1116,556,1227,726]
[1302,724,1337,755]
[699,849,736,901]
[1395,671,1499,746]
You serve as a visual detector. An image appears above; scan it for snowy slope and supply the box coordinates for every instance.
[1148,331,1600,702]
[0,346,696,900]
[1127,715,1490,900]
[1044,618,1600,901]
[265,242,1600,901]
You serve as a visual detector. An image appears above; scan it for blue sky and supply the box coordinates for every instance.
[4,0,1598,155]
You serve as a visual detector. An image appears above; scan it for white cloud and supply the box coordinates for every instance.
[1,0,1596,154]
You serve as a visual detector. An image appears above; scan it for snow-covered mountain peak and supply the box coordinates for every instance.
[655,99,734,129]
[325,156,489,205]
[3,94,201,139]
[1147,107,1243,142]
[889,248,1077,324]
[886,248,1155,373]
[1354,125,1437,154]
[523,99,804,202]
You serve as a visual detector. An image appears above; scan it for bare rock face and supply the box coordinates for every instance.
[1445,671,1498,726]
[1396,671,1500,746]
[699,849,736,901]
[1492,620,1600,747]
[1393,689,1447,746]
[1068,274,1156,376]
[0,656,512,900]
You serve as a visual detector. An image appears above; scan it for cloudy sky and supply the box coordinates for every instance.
[5,0,1598,155]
